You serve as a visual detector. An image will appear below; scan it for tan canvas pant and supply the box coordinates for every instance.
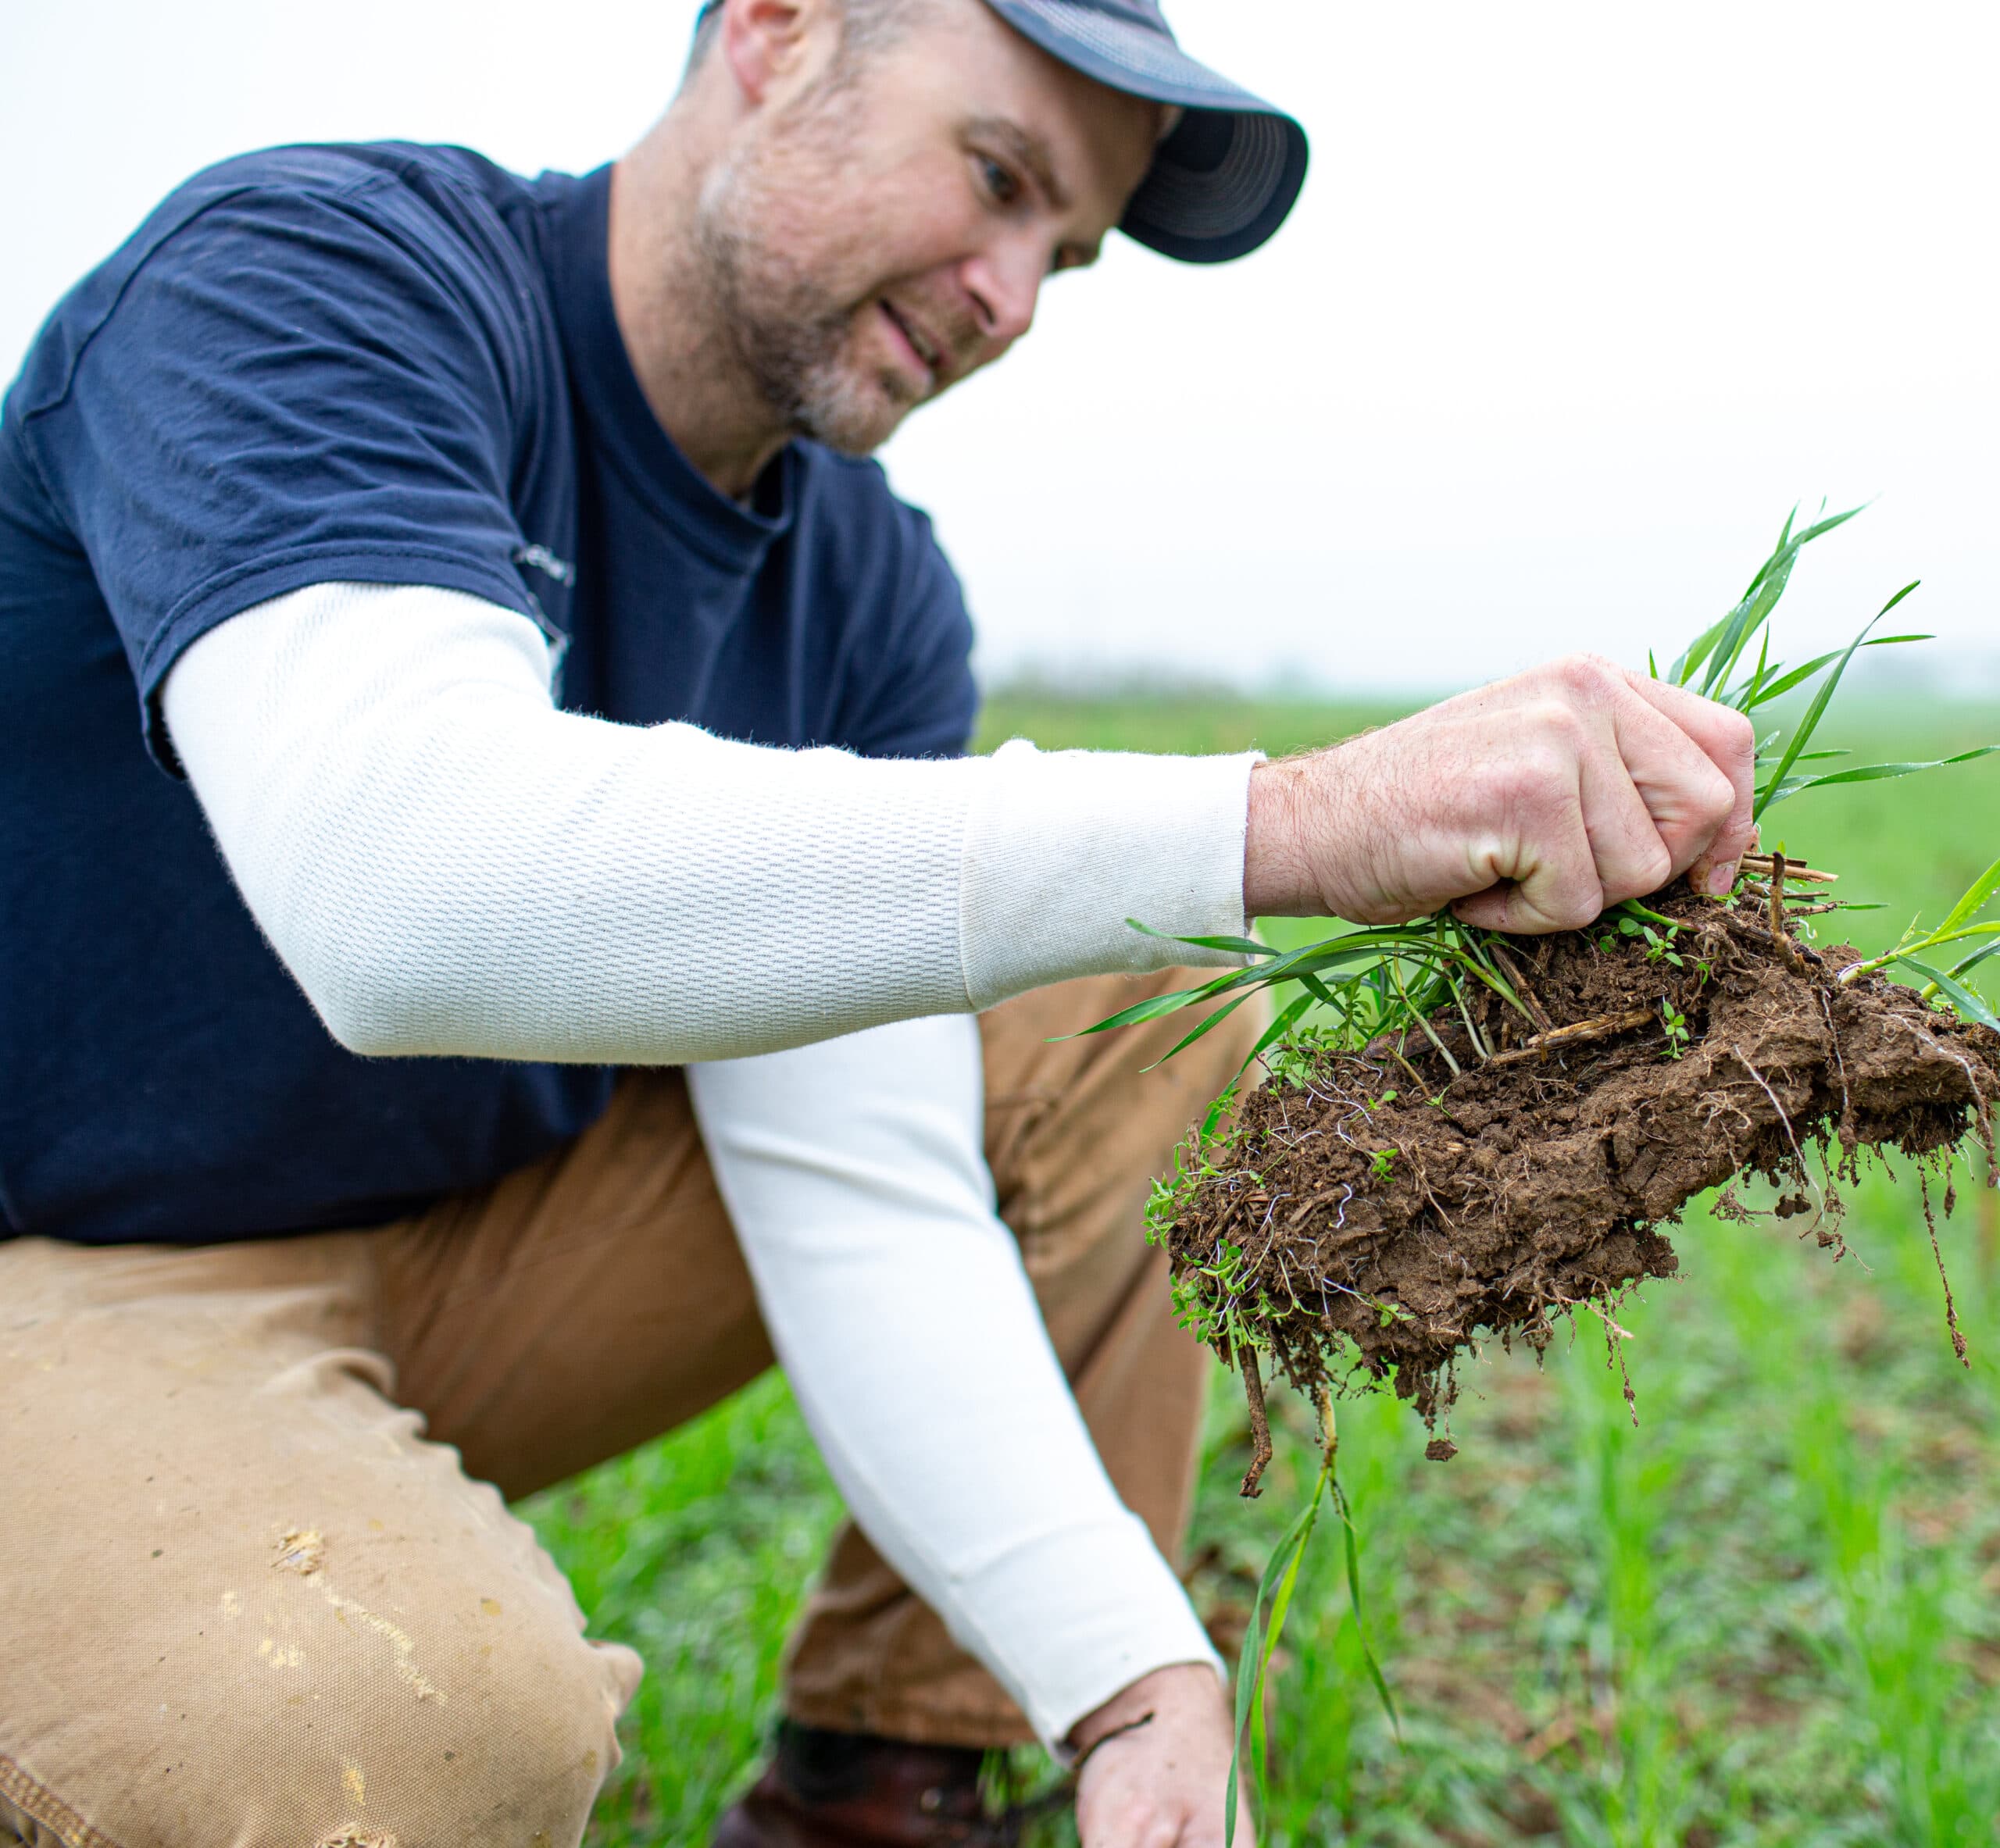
[0,971,1258,1848]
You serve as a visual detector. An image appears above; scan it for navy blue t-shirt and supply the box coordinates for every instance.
[0,143,977,1245]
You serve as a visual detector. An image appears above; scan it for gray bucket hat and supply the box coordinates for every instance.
[977,0,1309,263]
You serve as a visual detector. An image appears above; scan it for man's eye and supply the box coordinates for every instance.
[980,158,1021,207]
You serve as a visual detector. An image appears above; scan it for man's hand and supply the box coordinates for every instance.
[1071,1663,1250,1847]
[1242,653,1756,933]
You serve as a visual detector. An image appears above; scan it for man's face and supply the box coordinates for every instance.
[696,0,1165,455]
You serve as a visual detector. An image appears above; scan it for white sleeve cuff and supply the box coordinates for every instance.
[947,1511,1224,1756]
[962,739,1257,1011]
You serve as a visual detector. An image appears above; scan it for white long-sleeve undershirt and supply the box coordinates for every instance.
[159,579,1252,1750]
[688,1017,1221,1750]
[160,582,1257,1066]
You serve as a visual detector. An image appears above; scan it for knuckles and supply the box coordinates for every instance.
[1602,844,1674,908]
[1538,651,1623,705]
[1489,736,1578,812]
[1523,697,1588,749]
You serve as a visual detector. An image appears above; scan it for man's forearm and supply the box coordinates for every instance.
[162,580,1258,1067]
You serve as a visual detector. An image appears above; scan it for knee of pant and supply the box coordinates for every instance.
[0,1573,638,1848]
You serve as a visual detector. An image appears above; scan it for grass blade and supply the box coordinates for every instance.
[1743,633,1934,709]
[1935,854,2000,940]
[1753,583,1920,821]
[1145,990,1258,1070]
[1065,983,1223,1038]
[1251,1486,1323,1815]
[1896,958,2000,1033]
[1687,504,1862,697]
[1238,991,1314,1080]
[1226,1468,1329,1848]
[1947,936,2000,980]
[1332,1478,1403,1745]
[1125,919,1277,959]
[1673,507,1798,686]
[1762,745,2000,806]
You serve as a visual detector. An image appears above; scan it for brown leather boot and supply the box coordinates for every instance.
[710,1721,1044,1848]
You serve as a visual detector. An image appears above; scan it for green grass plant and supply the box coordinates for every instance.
[520,670,2000,1847]
[1089,512,2000,1843]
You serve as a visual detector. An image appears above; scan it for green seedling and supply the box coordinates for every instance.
[1660,997,1691,1060]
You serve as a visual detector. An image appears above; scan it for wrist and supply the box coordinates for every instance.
[1069,1661,1223,1756]
[1243,756,1312,919]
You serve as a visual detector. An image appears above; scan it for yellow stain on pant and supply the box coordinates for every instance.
[342,1761,366,1806]
[315,1581,445,1701]
[270,1525,445,1701]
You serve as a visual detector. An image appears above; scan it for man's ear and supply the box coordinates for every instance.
[717,0,840,108]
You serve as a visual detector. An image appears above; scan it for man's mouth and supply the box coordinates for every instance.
[878,299,944,384]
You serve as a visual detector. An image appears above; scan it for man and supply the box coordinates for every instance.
[0,0,1753,1843]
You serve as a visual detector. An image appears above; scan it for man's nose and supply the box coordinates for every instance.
[961,237,1044,352]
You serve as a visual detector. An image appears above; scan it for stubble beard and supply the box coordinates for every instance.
[694,118,923,457]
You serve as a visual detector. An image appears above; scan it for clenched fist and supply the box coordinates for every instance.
[1243,654,1755,933]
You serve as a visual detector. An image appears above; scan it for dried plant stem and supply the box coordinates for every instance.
[1484,1008,1657,1069]
[1742,851,1838,885]
[1490,943,1554,1034]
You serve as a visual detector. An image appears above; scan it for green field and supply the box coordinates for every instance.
[524,690,2000,1847]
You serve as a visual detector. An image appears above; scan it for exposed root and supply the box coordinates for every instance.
[1766,851,1808,974]
[1238,1341,1273,1498]
[1920,1168,1971,1367]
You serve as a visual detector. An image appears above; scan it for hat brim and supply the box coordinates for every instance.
[980,0,1309,264]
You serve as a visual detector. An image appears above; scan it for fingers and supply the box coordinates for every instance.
[1599,683,1737,883]
[1619,669,1757,892]
[1453,659,1738,933]
[1452,789,1605,934]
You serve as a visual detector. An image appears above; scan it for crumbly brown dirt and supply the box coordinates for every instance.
[1172,886,2000,1472]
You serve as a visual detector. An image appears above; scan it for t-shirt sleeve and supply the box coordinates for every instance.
[838,498,980,762]
[10,162,542,766]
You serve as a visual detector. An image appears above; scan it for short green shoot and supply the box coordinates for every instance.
[1661,997,1691,1060]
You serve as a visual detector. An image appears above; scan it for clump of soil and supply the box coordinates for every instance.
[1173,883,2000,1486]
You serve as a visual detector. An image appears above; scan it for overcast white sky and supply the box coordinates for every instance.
[5,2,1996,694]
